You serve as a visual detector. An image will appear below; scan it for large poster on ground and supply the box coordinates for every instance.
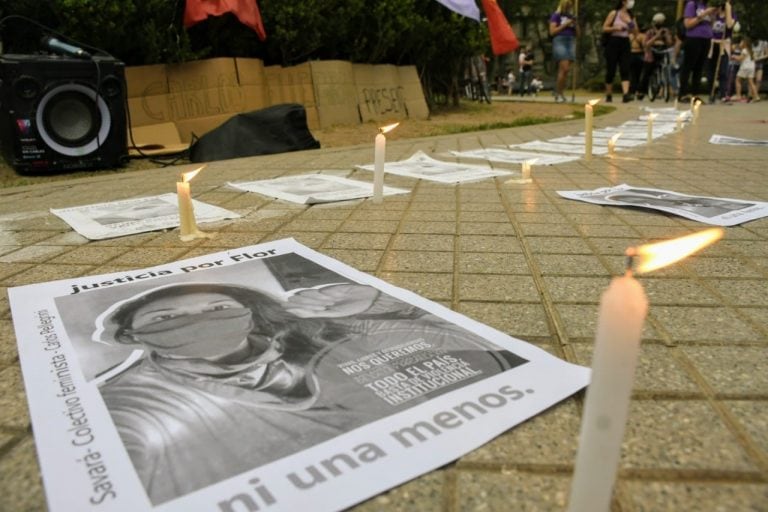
[9,238,589,511]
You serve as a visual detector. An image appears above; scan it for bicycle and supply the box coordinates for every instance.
[648,47,674,102]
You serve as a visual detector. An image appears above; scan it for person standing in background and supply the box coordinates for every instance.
[707,1,736,102]
[602,0,639,103]
[678,0,717,101]
[753,39,767,99]
[629,23,646,100]
[549,0,579,103]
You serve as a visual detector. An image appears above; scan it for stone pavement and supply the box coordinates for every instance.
[0,99,766,511]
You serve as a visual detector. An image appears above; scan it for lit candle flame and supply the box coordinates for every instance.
[627,228,724,274]
[648,113,658,121]
[588,99,600,107]
[379,122,400,134]
[677,112,686,121]
[609,133,622,145]
[181,165,206,183]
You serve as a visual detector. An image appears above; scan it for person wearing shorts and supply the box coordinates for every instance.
[550,0,579,103]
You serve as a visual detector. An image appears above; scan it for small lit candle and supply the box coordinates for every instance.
[373,122,399,203]
[584,99,600,160]
[505,158,537,185]
[646,113,657,144]
[692,99,702,124]
[176,165,212,241]
[567,228,724,512]
[676,112,686,131]
[607,132,622,158]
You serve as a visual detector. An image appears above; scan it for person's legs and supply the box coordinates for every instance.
[629,53,643,96]
[604,39,619,101]
[557,60,570,99]
[689,39,709,97]
[618,40,632,100]
[735,75,743,99]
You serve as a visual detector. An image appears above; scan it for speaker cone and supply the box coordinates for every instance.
[36,83,112,157]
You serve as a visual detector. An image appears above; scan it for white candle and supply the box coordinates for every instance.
[504,159,536,185]
[646,113,657,144]
[567,272,648,512]
[692,100,701,124]
[676,112,686,131]
[607,133,621,158]
[584,100,599,160]
[373,132,386,203]
[568,228,724,512]
[176,166,212,241]
[372,123,399,203]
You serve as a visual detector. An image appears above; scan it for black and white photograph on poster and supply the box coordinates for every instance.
[708,134,768,146]
[228,174,409,204]
[587,128,651,140]
[355,150,512,183]
[50,194,240,240]
[9,238,589,512]
[549,135,646,148]
[509,140,610,155]
[449,148,580,166]
[557,184,768,226]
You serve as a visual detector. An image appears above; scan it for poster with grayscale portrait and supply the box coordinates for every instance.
[50,194,240,240]
[8,238,589,511]
[557,184,768,226]
[228,174,408,204]
[355,150,512,183]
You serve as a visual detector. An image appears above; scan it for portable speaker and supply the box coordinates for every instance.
[0,54,127,173]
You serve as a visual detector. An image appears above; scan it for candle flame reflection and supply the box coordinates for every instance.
[628,228,724,274]
[379,122,400,134]
[182,165,206,183]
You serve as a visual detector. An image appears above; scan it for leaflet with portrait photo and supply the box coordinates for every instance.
[450,148,580,166]
[557,184,768,226]
[9,238,589,512]
[355,150,512,183]
[50,194,240,240]
[228,174,409,204]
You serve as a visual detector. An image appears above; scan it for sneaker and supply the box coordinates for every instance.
[636,93,645,101]
[622,94,633,103]
[605,94,613,103]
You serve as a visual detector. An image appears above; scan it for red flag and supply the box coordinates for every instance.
[184,0,267,41]
[480,0,519,55]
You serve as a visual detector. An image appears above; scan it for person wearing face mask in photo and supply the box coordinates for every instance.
[602,0,640,103]
[678,0,718,102]
[92,281,526,505]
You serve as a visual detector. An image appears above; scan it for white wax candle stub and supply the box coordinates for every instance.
[176,167,214,241]
[584,101,596,160]
[567,274,648,512]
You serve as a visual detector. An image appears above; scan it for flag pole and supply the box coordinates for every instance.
[570,0,580,103]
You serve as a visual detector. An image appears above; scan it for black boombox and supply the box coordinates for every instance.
[0,53,127,173]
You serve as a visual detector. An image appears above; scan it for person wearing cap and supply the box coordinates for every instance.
[93,280,525,504]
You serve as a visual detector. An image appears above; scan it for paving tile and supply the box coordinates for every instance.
[0,319,19,364]
[377,272,453,301]
[534,254,608,276]
[526,237,592,255]
[456,469,570,511]
[321,249,383,272]
[381,251,454,273]
[458,275,539,302]
[0,366,30,428]
[459,253,530,275]
[724,400,768,453]
[651,306,763,344]
[457,302,551,339]
[459,222,516,236]
[681,346,768,395]
[458,235,523,253]
[555,304,658,340]
[572,344,699,394]
[391,234,454,252]
[354,469,446,512]
[0,436,46,512]
[45,246,127,266]
[625,481,768,512]
[622,400,756,471]
[706,279,768,307]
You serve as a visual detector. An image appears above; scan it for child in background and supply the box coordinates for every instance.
[734,37,759,102]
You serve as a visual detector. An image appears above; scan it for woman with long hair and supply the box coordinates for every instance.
[602,0,639,103]
[549,0,579,103]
